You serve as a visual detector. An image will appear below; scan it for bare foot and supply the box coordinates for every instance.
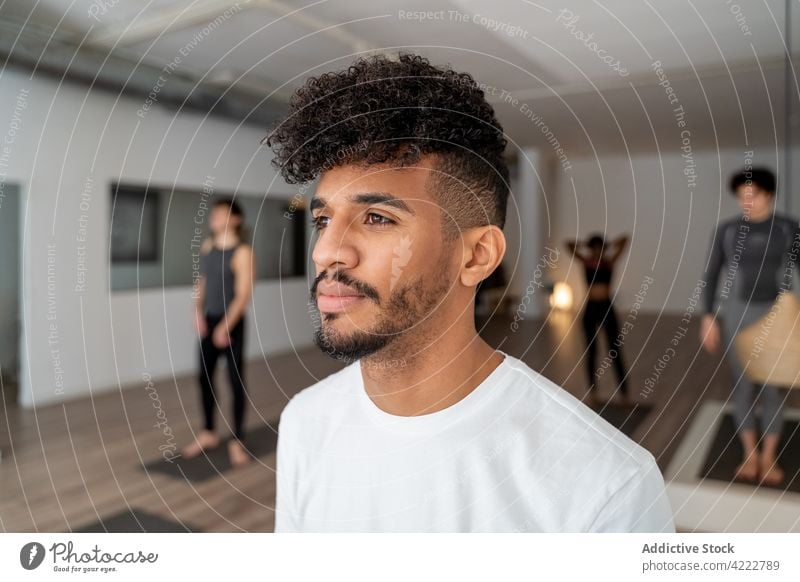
[181,430,220,459]
[228,440,251,467]
[759,457,785,487]
[734,453,759,483]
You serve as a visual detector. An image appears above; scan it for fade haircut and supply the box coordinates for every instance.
[264,53,510,237]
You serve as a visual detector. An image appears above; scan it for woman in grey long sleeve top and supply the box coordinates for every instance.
[700,167,800,487]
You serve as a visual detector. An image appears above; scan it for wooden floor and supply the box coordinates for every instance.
[2,311,797,532]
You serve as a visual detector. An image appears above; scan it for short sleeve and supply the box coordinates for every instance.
[274,403,301,532]
[587,455,675,533]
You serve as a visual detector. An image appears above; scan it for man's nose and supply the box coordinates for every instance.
[311,220,359,272]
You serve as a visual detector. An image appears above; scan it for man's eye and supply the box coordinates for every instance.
[365,213,395,227]
[310,215,329,230]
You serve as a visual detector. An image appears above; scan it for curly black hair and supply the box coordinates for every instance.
[729,167,776,196]
[264,53,509,232]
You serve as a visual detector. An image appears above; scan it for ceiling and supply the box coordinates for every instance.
[1,0,798,155]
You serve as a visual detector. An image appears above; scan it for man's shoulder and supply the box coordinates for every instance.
[503,357,670,531]
[502,355,656,471]
[774,213,800,234]
[279,362,358,428]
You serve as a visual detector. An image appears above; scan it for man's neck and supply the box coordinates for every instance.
[359,318,504,417]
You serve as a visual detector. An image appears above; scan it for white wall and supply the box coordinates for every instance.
[0,68,312,408]
[506,148,546,318]
[544,148,791,313]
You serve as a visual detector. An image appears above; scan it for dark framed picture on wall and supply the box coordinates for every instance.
[110,184,160,263]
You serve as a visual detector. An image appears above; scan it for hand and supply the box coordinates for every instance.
[700,314,720,353]
[212,323,231,348]
[194,311,208,337]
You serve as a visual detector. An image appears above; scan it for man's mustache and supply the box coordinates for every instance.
[310,270,381,305]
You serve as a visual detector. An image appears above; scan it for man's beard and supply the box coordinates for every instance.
[310,265,450,364]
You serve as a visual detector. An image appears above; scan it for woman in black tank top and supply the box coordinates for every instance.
[182,198,256,468]
[565,233,632,408]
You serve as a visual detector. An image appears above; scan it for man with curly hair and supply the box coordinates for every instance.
[269,54,674,532]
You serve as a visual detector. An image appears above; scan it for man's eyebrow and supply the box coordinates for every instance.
[351,192,415,215]
[309,196,326,212]
[309,192,415,215]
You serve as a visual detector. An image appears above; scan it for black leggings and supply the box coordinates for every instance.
[198,314,247,441]
[581,299,628,395]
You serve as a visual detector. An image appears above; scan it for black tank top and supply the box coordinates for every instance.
[201,241,241,317]
[584,258,613,286]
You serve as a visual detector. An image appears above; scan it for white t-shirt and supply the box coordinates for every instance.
[275,352,675,532]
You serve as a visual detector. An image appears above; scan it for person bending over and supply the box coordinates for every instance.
[565,234,632,408]
[182,198,255,467]
[700,168,800,486]
[268,54,674,532]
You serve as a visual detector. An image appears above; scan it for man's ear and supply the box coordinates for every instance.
[459,225,506,288]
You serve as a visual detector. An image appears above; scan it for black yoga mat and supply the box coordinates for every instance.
[700,414,800,492]
[74,508,195,533]
[143,424,278,483]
